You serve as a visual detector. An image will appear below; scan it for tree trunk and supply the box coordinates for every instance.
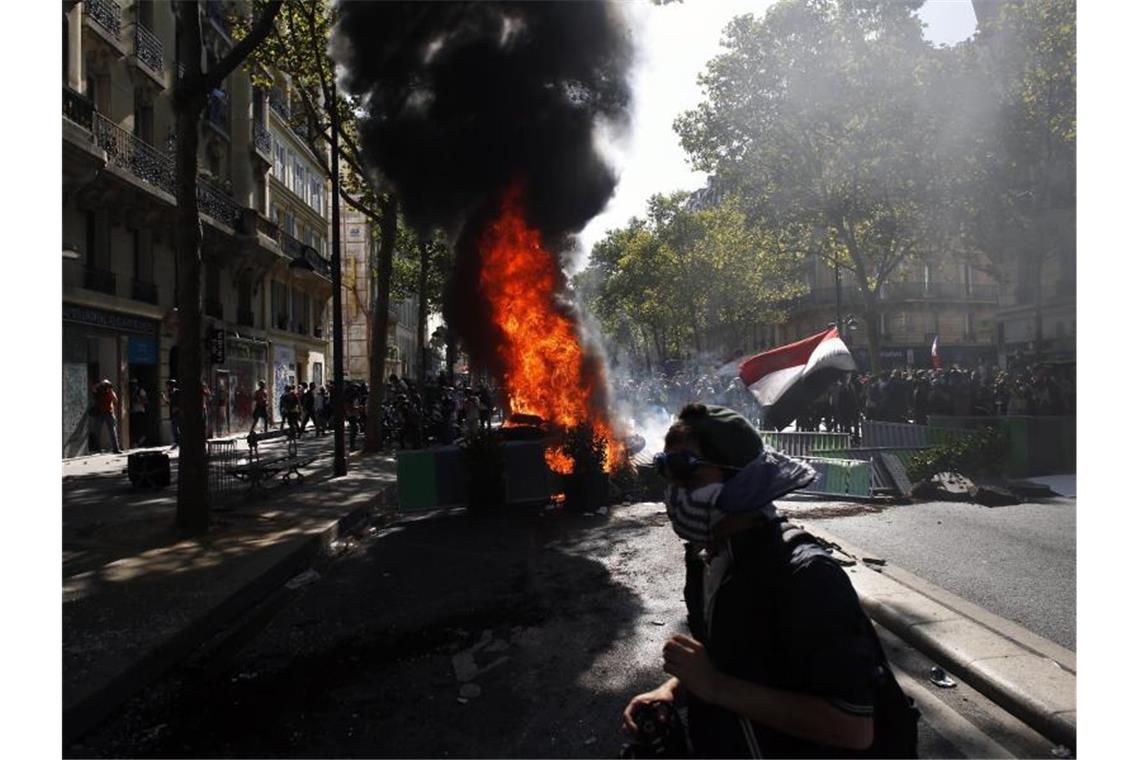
[173,104,209,533]
[365,198,397,451]
[862,296,882,375]
[416,238,430,392]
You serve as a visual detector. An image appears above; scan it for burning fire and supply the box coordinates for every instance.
[479,184,624,474]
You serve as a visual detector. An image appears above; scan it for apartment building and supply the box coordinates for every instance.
[61,0,332,455]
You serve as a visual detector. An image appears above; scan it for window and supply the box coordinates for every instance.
[293,158,305,196]
[272,282,289,330]
[84,210,97,266]
[284,212,295,237]
[132,229,153,282]
[310,177,323,214]
[273,139,286,180]
[134,94,154,143]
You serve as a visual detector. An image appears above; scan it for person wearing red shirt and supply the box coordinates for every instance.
[90,379,121,454]
[251,380,270,434]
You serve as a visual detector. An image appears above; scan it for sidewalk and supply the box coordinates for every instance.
[805,524,1077,750]
[62,436,398,744]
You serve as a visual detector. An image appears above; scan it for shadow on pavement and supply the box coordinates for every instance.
[69,504,673,758]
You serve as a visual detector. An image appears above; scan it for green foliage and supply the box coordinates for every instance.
[906,425,1010,482]
[576,191,804,367]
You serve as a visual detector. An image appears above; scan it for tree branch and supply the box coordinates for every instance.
[202,1,284,94]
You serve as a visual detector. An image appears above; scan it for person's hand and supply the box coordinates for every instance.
[621,682,677,735]
[662,633,722,703]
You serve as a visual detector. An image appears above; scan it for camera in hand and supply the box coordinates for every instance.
[621,701,687,759]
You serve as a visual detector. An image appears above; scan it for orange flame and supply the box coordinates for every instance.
[479,184,624,474]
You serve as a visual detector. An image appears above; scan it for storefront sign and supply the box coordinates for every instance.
[225,337,268,363]
[128,336,158,365]
[207,329,226,364]
[63,304,156,335]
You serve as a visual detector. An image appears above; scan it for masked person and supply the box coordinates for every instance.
[622,404,917,759]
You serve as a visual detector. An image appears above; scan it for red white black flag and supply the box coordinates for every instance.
[738,327,858,430]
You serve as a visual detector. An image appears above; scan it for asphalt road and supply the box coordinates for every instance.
[781,496,1077,650]
[70,501,1056,758]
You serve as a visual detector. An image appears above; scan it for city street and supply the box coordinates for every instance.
[70,501,1061,758]
[784,496,1077,650]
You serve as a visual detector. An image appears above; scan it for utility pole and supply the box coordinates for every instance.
[834,256,842,337]
[330,96,347,476]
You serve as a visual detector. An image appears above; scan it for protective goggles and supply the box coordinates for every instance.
[653,450,740,480]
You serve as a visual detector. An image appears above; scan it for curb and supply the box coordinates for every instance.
[63,481,397,745]
[804,524,1076,750]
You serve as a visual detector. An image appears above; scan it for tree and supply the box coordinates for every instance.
[239,0,403,452]
[391,229,454,388]
[577,191,804,369]
[172,0,282,534]
[674,0,950,372]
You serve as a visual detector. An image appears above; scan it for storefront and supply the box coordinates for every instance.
[62,303,160,457]
[272,344,297,418]
[211,335,269,435]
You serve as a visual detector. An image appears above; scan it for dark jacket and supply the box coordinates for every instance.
[682,519,885,758]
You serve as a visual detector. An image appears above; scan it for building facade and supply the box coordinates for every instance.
[61,0,332,456]
[336,203,423,383]
[779,256,1001,371]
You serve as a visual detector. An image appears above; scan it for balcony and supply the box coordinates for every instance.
[86,0,122,42]
[197,179,242,229]
[63,87,94,131]
[268,88,289,121]
[204,298,223,319]
[84,266,117,296]
[881,281,1000,301]
[206,90,230,135]
[131,279,158,304]
[237,309,255,327]
[252,120,272,159]
[92,112,175,195]
[281,232,332,279]
[132,23,164,78]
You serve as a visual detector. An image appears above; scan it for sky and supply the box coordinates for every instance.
[573,0,979,268]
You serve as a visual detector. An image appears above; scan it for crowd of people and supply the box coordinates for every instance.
[609,360,1076,437]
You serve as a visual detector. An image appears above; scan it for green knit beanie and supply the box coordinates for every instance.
[677,404,764,469]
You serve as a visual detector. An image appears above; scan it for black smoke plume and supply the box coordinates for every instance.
[333,1,632,379]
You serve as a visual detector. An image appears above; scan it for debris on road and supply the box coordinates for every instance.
[285,569,321,590]
[929,666,957,688]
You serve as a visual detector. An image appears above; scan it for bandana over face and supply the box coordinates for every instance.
[664,482,726,546]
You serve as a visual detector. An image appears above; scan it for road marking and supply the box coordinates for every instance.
[894,668,1016,759]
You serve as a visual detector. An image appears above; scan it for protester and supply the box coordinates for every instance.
[283,384,301,437]
[622,404,915,758]
[129,379,148,448]
[300,382,316,436]
[250,380,270,435]
[91,379,122,454]
[314,383,328,436]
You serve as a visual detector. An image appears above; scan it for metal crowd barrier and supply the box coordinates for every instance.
[799,456,876,498]
[860,420,932,448]
[760,431,852,458]
[207,438,240,507]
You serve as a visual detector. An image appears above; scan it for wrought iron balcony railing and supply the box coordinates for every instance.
[204,298,223,319]
[131,279,158,304]
[63,87,94,131]
[268,88,289,120]
[252,120,272,157]
[281,232,332,279]
[84,266,117,295]
[86,0,122,41]
[133,23,164,76]
[197,180,242,229]
[237,309,255,327]
[93,112,175,195]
